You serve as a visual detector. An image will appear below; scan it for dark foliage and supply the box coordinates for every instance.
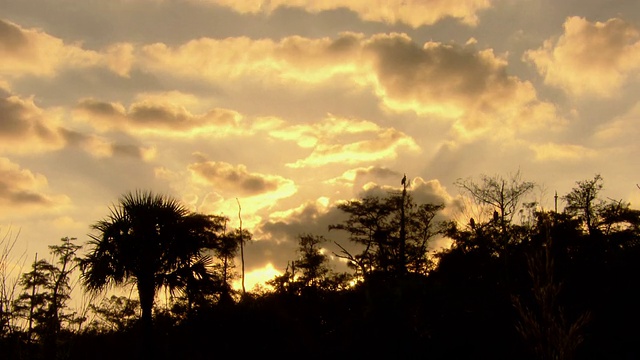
[1,177,640,359]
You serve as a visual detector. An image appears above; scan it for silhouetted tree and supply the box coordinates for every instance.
[512,212,590,360]
[87,295,140,333]
[330,192,443,280]
[456,171,535,234]
[80,190,222,354]
[562,174,604,236]
[295,234,330,290]
[12,254,53,344]
[0,228,24,338]
[44,237,82,357]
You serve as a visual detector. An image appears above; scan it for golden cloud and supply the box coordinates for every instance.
[363,34,562,136]
[0,157,69,213]
[268,114,380,148]
[105,42,135,77]
[189,156,294,197]
[525,16,640,97]
[140,34,363,85]
[0,93,66,154]
[0,89,154,160]
[207,0,492,27]
[73,94,248,137]
[0,19,101,78]
[325,166,400,186]
[288,129,419,168]
[269,115,419,168]
[140,32,560,136]
[156,156,298,229]
[61,129,156,160]
[529,142,598,162]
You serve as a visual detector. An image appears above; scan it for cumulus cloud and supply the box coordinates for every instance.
[358,176,458,209]
[525,16,640,97]
[188,153,294,197]
[0,93,65,154]
[0,157,69,213]
[207,0,492,27]
[0,90,154,160]
[105,42,135,77]
[254,197,351,272]
[140,32,561,136]
[73,94,251,137]
[363,34,562,136]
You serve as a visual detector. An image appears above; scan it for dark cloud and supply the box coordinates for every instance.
[254,200,352,272]
[253,182,456,274]
[58,128,85,147]
[111,143,149,159]
[0,180,50,205]
[351,166,401,188]
[362,166,400,179]
[129,103,188,125]
[365,34,514,109]
[76,98,124,118]
[242,238,298,273]
[357,177,452,207]
[75,97,244,135]
[188,156,289,196]
[0,157,61,209]
[60,128,152,160]
[328,165,402,191]
[5,189,50,205]
[0,94,62,152]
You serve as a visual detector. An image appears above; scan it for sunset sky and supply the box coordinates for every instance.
[2,0,640,291]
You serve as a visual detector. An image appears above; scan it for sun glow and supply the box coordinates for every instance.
[233,263,282,291]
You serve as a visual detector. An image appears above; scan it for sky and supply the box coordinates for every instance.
[1,0,640,291]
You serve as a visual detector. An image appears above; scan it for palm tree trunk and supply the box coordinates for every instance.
[137,277,155,357]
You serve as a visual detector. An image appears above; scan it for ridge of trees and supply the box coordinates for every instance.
[1,174,639,359]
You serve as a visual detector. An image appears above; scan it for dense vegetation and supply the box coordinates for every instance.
[1,174,639,359]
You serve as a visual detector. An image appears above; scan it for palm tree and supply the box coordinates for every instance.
[80,191,222,349]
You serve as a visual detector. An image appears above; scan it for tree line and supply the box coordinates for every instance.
[1,173,639,359]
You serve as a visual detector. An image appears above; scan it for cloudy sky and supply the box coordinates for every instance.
[2,0,640,289]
